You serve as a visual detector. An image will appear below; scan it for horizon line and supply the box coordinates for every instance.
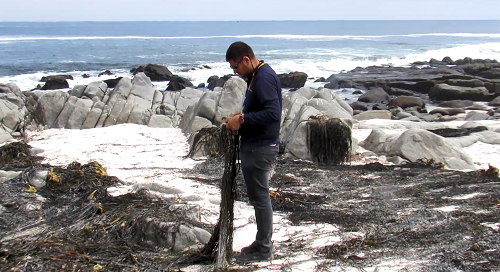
[1,19,500,23]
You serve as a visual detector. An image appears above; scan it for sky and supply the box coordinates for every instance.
[1,0,500,21]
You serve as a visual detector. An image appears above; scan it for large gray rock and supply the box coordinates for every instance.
[148,114,173,128]
[183,116,213,135]
[40,76,69,90]
[69,85,86,98]
[142,64,174,81]
[128,72,155,106]
[429,84,490,101]
[196,91,220,122]
[81,107,103,129]
[83,81,107,100]
[176,88,204,113]
[488,96,500,106]
[306,98,352,119]
[358,87,390,104]
[353,110,392,121]
[65,98,94,129]
[279,72,308,88]
[33,91,70,127]
[361,128,476,170]
[213,77,246,124]
[465,111,490,121]
[53,96,79,128]
[128,104,152,125]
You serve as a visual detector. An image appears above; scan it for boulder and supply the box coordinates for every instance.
[148,114,173,128]
[166,75,194,91]
[127,72,155,106]
[489,96,500,106]
[207,75,231,91]
[143,64,173,81]
[213,77,247,124]
[98,70,113,77]
[176,88,205,113]
[40,76,69,90]
[33,91,70,127]
[353,110,391,121]
[437,100,474,108]
[69,85,86,98]
[103,77,123,88]
[387,87,415,96]
[196,91,220,122]
[278,72,308,88]
[429,84,490,101]
[40,75,73,82]
[477,68,500,80]
[446,79,485,88]
[361,129,475,170]
[128,104,153,125]
[83,81,107,101]
[388,96,425,109]
[305,98,352,119]
[82,105,103,129]
[324,82,339,89]
[350,101,369,111]
[465,111,490,121]
[65,98,94,129]
[357,87,390,104]
[428,108,465,116]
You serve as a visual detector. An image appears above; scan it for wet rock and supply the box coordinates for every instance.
[103,77,123,88]
[489,96,500,106]
[98,70,113,77]
[428,108,465,116]
[388,96,425,109]
[465,111,490,121]
[207,75,231,91]
[166,75,194,92]
[142,64,174,81]
[357,87,390,104]
[353,110,391,121]
[279,71,308,88]
[429,84,490,101]
[40,75,74,82]
[40,76,69,90]
[437,100,474,108]
[350,101,369,111]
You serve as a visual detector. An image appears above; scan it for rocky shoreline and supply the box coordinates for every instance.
[0,57,499,171]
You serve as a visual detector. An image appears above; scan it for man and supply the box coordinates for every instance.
[225,41,282,263]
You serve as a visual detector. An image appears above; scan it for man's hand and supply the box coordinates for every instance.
[226,114,241,131]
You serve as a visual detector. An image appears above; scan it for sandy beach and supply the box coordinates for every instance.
[20,119,500,271]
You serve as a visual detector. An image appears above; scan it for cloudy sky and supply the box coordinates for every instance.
[1,0,499,21]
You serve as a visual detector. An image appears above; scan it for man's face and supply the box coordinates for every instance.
[229,56,250,78]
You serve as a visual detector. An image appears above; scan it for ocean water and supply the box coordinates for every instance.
[1,20,500,94]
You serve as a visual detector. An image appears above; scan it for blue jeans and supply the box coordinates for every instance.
[240,144,279,252]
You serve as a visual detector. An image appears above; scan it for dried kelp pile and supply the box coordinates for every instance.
[307,116,352,164]
[172,126,241,270]
[0,142,211,272]
[189,155,500,271]
[187,127,224,158]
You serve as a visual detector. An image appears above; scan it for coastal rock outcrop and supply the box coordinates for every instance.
[279,72,308,88]
[360,128,476,170]
[0,83,28,141]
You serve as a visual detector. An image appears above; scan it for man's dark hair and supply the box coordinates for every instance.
[226,41,255,62]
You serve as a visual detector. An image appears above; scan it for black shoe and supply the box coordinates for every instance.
[235,249,273,264]
[241,242,275,255]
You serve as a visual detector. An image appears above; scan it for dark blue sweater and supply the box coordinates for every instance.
[240,63,282,148]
